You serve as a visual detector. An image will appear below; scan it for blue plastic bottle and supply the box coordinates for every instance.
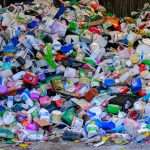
[131,77,142,93]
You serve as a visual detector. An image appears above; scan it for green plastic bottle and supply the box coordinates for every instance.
[44,43,57,69]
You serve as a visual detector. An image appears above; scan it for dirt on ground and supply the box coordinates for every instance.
[0,142,150,150]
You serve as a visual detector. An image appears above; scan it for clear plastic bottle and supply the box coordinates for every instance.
[145,103,150,116]
[7,96,14,108]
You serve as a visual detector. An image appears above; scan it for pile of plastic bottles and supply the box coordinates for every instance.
[0,0,150,146]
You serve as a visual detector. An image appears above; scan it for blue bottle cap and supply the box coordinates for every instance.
[61,43,73,53]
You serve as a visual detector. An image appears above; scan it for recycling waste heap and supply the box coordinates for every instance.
[0,0,150,146]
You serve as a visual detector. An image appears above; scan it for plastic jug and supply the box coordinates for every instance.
[62,108,76,125]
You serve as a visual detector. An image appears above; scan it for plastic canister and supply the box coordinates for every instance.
[62,108,76,125]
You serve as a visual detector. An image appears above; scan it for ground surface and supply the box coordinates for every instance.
[0,142,150,150]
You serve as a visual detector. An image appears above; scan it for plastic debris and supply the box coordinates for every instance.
[0,0,150,147]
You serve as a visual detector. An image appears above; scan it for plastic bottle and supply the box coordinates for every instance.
[7,96,14,108]
[39,108,50,122]
[12,71,25,81]
[86,121,99,138]
[26,132,46,141]
[3,111,15,125]
[145,103,150,116]
[131,77,142,93]
[44,43,57,69]
[124,118,139,137]
[21,92,34,107]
